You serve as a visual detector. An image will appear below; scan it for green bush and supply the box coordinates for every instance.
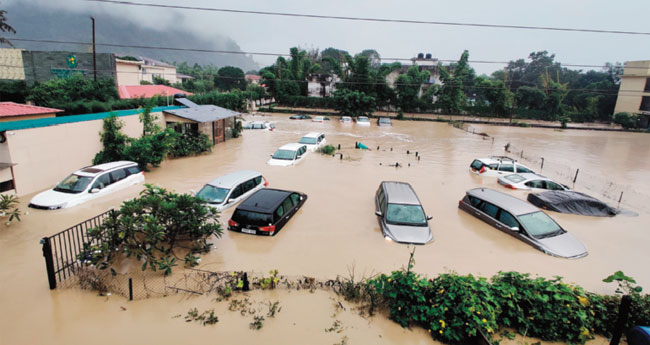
[613,112,638,129]
[169,132,212,157]
[123,130,176,170]
[318,145,336,155]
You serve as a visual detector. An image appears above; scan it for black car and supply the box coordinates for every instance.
[289,114,312,120]
[228,188,307,236]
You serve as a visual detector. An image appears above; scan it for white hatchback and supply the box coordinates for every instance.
[469,156,534,177]
[196,170,267,212]
[29,161,145,210]
[267,143,309,166]
[497,173,569,191]
[298,132,326,151]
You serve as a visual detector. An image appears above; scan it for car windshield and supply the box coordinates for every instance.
[358,117,369,122]
[379,118,390,123]
[386,204,427,226]
[299,137,318,145]
[196,185,229,204]
[517,211,563,238]
[505,174,526,183]
[54,174,93,194]
[232,210,273,226]
[272,149,296,160]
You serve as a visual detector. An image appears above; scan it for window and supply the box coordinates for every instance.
[126,166,141,175]
[54,174,93,194]
[299,137,318,145]
[110,169,127,183]
[272,149,296,160]
[378,189,386,211]
[546,181,565,190]
[255,176,262,186]
[290,193,300,205]
[516,165,532,173]
[480,201,499,218]
[275,205,284,219]
[91,173,111,190]
[468,196,482,207]
[232,210,273,226]
[229,185,243,199]
[517,212,562,238]
[470,160,483,170]
[645,78,650,93]
[498,211,519,228]
[282,197,294,212]
[525,180,545,189]
[498,164,514,172]
[196,185,229,204]
[0,179,15,192]
[242,179,256,193]
[504,174,526,183]
[641,96,650,112]
[386,204,427,225]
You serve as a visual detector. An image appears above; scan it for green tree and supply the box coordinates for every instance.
[332,89,375,117]
[215,66,246,91]
[473,76,514,117]
[395,66,430,112]
[0,8,16,46]
[93,114,128,165]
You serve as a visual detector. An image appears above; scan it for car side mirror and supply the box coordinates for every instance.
[427,215,433,220]
[90,188,100,194]
[510,226,519,231]
[228,198,235,204]
[375,211,382,217]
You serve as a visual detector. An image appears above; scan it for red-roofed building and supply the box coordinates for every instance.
[0,102,63,122]
[118,85,193,99]
[245,74,261,85]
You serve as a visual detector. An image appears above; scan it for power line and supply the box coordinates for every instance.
[84,0,650,36]
[12,37,637,71]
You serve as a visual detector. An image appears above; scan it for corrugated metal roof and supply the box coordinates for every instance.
[0,106,183,131]
[174,97,198,108]
[164,105,240,123]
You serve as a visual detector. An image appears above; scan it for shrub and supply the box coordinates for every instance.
[0,194,22,224]
[122,130,176,170]
[169,132,212,157]
[93,114,129,165]
[79,185,222,275]
[318,145,336,155]
[231,120,243,138]
[613,112,638,129]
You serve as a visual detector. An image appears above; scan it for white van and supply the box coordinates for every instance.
[298,132,326,151]
[267,143,308,166]
[196,170,267,212]
[29,161,145,210]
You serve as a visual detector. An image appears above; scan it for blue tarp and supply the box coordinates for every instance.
[0,105,184,132]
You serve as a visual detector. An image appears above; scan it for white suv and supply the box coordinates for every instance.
[267,143,308,166]
[298,132,326,151]
[196,170,267,212]
[29,161,145,210]
[469,156,534,177]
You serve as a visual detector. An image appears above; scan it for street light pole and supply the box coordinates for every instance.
[91,16,97,82]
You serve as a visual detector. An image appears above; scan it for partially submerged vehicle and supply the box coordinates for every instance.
[289,114,311,120]
[497,173,568,191]
[375,181,433,244]
[356,116,371,126]
[298,132,326,151]
[340,116,353,123]
[377,117,392,126]
[267,143,308,166]
[459,188,587,259]
[243,121,275,131]
[527,190,618,217]
[195,170,267,212]
[29,161,144,210]
[228,188,307,236]
[469,156,534,177]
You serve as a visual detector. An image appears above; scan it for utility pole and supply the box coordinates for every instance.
[91,16,97,82]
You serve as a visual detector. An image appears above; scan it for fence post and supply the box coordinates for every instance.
[41,237,57,290]
[609,295,632,345]
[129,278,133,301]
[540,157,544,171]
[573,168,580,184]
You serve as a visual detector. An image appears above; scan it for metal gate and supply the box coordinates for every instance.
[40,209,113,289]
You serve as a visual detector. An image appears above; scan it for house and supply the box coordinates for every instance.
[307,74,339,97]
[114,56,179,86]
[0,102,63,122]
[386,53,442,99]
[164,98,240,145]
[245,74,261,85]
[614,60,650,126]
[118,85,192,100]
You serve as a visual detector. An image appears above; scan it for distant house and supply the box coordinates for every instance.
[307,74,339,97]
[245,74,261,85]
[118,85,192,99]
[115,56,179,86]
[164,98,240,145]
[386,53,442,99]
[614,60,650,118]
[176,73,194,83]
[0,102,63,122]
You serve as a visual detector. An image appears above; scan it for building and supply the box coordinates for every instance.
[117,85,192,99]
[307,74,339,98]
[20,50,116,85]
[614,60,650,117]
[245,74,261,85]
[164,98,239,145]
[0,103,63,122]
[0,48,26,80]
[115,56,179,86]
[386,53,441,99]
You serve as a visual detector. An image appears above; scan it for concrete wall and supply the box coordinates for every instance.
[22,51,116,85]
[614,61,650,115]
[116,60,143,86]
[0,113,56,123]
[5,111,163,196]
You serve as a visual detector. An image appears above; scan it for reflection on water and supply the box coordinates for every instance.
[1,114,649,344]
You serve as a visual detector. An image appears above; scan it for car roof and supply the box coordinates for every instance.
[476,156,518,165]
[466,188,539,215]
[278,143,306,151]
[75,161,137,177]
[382,181,421,205]
[302,132,323,138]
[237,188,294,213]
[206,170,262,188]
[516,173,549,181]
[358,116,369,119]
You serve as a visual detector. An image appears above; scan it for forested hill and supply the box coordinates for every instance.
[4,2,259,71]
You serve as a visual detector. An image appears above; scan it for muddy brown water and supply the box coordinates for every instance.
[1,114,648,344]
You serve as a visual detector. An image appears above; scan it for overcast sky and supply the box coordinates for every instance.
[7,0,650,74]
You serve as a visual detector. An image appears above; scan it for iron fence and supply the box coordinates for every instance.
[41,209,113,289]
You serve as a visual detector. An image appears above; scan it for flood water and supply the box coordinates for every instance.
[1,114,649,344]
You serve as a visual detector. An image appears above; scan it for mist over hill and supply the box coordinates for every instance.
[4,2,259,71]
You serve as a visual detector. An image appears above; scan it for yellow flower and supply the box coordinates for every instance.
[398,307,401,311]
[578,296,589,306]
[581,328,590,336]
[439,289,445,293]
[428,329,431,333]
[439,320,446,328]
[388,278,392,282]
[482,318,487,323]
[465,322,469,326]
[477,311,481,315]
[566,304,570,308]
[439,330,443,334]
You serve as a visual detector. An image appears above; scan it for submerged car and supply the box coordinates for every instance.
[340,116,353,123]
[458,188,587,259]
[527,190,618,217]
[243,121,275,131]
[313,116,325,123]
[469,156,534,177]
[377,117,392,126]
[375,181,433,244]
[497,173,568,191]
[228,188,308,236]
[289,114,311,120]
[267,143,308,166]
[196,170,267,212]
[356,116,371,126]
[29,161,144,210]
[298,132,326,151]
